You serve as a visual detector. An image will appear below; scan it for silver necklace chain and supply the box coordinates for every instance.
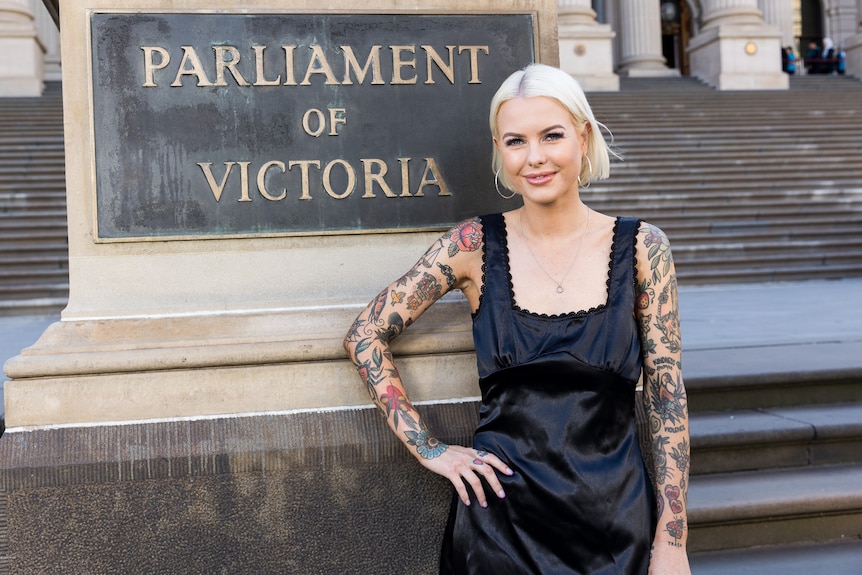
[518,208,591,294]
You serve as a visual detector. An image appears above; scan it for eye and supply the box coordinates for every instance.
[504,137,524,147]
[544,131,565,142]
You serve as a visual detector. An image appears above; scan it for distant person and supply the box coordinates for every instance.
[837,46,847,75]
[345,63,691,574]
[782,46,797,75]
[805,41,821,74]
[822,37,836,74]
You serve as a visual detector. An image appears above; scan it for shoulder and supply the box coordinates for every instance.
[442,216,486,258]
[636,220,671,248]
[635,221,676,284]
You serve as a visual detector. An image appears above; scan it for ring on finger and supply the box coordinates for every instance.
[476,450,489,458]
[473,458,485,466]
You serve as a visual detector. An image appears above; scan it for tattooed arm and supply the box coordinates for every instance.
[635,223,692,575]
[344,218,513,507]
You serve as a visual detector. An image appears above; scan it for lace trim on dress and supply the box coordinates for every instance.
[507,216,619,320]
[632,219,643,297]
[470,214,491,320]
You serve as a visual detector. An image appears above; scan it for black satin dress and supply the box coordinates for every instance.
[440,213,655,575]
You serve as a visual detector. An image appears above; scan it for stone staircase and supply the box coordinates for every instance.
[686,364,862,569]
[586,76,862,569]
[0,82,67,316]
[588,75,862,284]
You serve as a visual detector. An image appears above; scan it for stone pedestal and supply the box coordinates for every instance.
[617,0,678,77]
[557,0,619,91]
[3,0,561,429]
[688,0,788,90]
[0,0,44,96]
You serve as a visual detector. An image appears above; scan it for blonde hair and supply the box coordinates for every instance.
[490,63,612,193]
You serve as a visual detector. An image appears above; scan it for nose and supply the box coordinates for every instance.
[527,142,546,167]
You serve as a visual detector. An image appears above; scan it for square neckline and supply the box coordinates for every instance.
[501,214,619,320]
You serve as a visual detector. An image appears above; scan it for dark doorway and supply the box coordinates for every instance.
[660,0,691,75]
[799,0,823,51]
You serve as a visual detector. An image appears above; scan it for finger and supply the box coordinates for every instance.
[451,476,471,507]
[477,465,507,500]
[477,451,514,476]
[462,471,488,508]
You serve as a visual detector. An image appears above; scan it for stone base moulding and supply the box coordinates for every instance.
[3,300,477,428]
[688,23,788,90]
[557,18,620,92]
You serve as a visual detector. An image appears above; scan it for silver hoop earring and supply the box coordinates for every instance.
[580,156,593,190]
[495,169,516,199]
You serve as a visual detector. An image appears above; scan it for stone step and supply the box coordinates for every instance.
[0,296,67,316]
[678,262,862,283]
[0,282,69,303]
[691,403,862,476]
[0,244,66,259]
[593,195,862,212]
[678,217,862,236]
[689,540,862,575]
[688,370,862,413]
[687,463,862,553]
[674,247,862,270]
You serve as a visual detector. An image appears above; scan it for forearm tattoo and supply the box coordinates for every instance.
[345,218,483,460]
[637,224,690,547]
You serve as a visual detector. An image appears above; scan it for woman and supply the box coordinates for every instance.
[344,63,691,574]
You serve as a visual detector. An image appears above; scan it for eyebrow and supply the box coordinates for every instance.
[501,124,567,139]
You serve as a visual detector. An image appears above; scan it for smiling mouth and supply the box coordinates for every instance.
[524,172,555,185]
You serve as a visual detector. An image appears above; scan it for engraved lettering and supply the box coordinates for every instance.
[170,46,213,87]
[458,45,490,83]
[361,159,397,198]
[390,45,418,85]
[257,160,287,201]
[214,46,250,86]
[323,159,357,199]
[142,46,170,87]
[300,45,339,85]
[252,45,281,86]
[341,45,385,85]
[197,162,235,202]
[423,45,455,85]
[288,160,322,200]
[302,109,326,137]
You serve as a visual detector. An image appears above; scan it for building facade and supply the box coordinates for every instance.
[1,0,861,95]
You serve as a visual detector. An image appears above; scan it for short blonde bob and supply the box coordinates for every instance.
[490,63,612,193]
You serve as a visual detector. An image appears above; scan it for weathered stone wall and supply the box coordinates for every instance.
[0,402,479,574]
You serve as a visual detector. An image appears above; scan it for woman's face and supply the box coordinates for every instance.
[494,96,589,206]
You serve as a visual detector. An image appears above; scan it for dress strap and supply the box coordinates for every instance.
[477,213,510,306]
[609,217,641,309]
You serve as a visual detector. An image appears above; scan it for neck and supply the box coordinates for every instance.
[519,200,589,240]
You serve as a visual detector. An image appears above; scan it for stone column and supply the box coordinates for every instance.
[617,0,677,76]
[0,0,44,95]
[688,0,788,89]
[846,0,862,79]
[758,0,794,48]
[32,0,61,82]
[557,0,620,91]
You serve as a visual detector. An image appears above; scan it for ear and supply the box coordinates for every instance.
[579,123,592,154]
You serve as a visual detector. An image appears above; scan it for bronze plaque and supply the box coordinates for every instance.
[89,12,536,240]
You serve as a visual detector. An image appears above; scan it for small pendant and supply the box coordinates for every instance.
[556,285,564,294]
